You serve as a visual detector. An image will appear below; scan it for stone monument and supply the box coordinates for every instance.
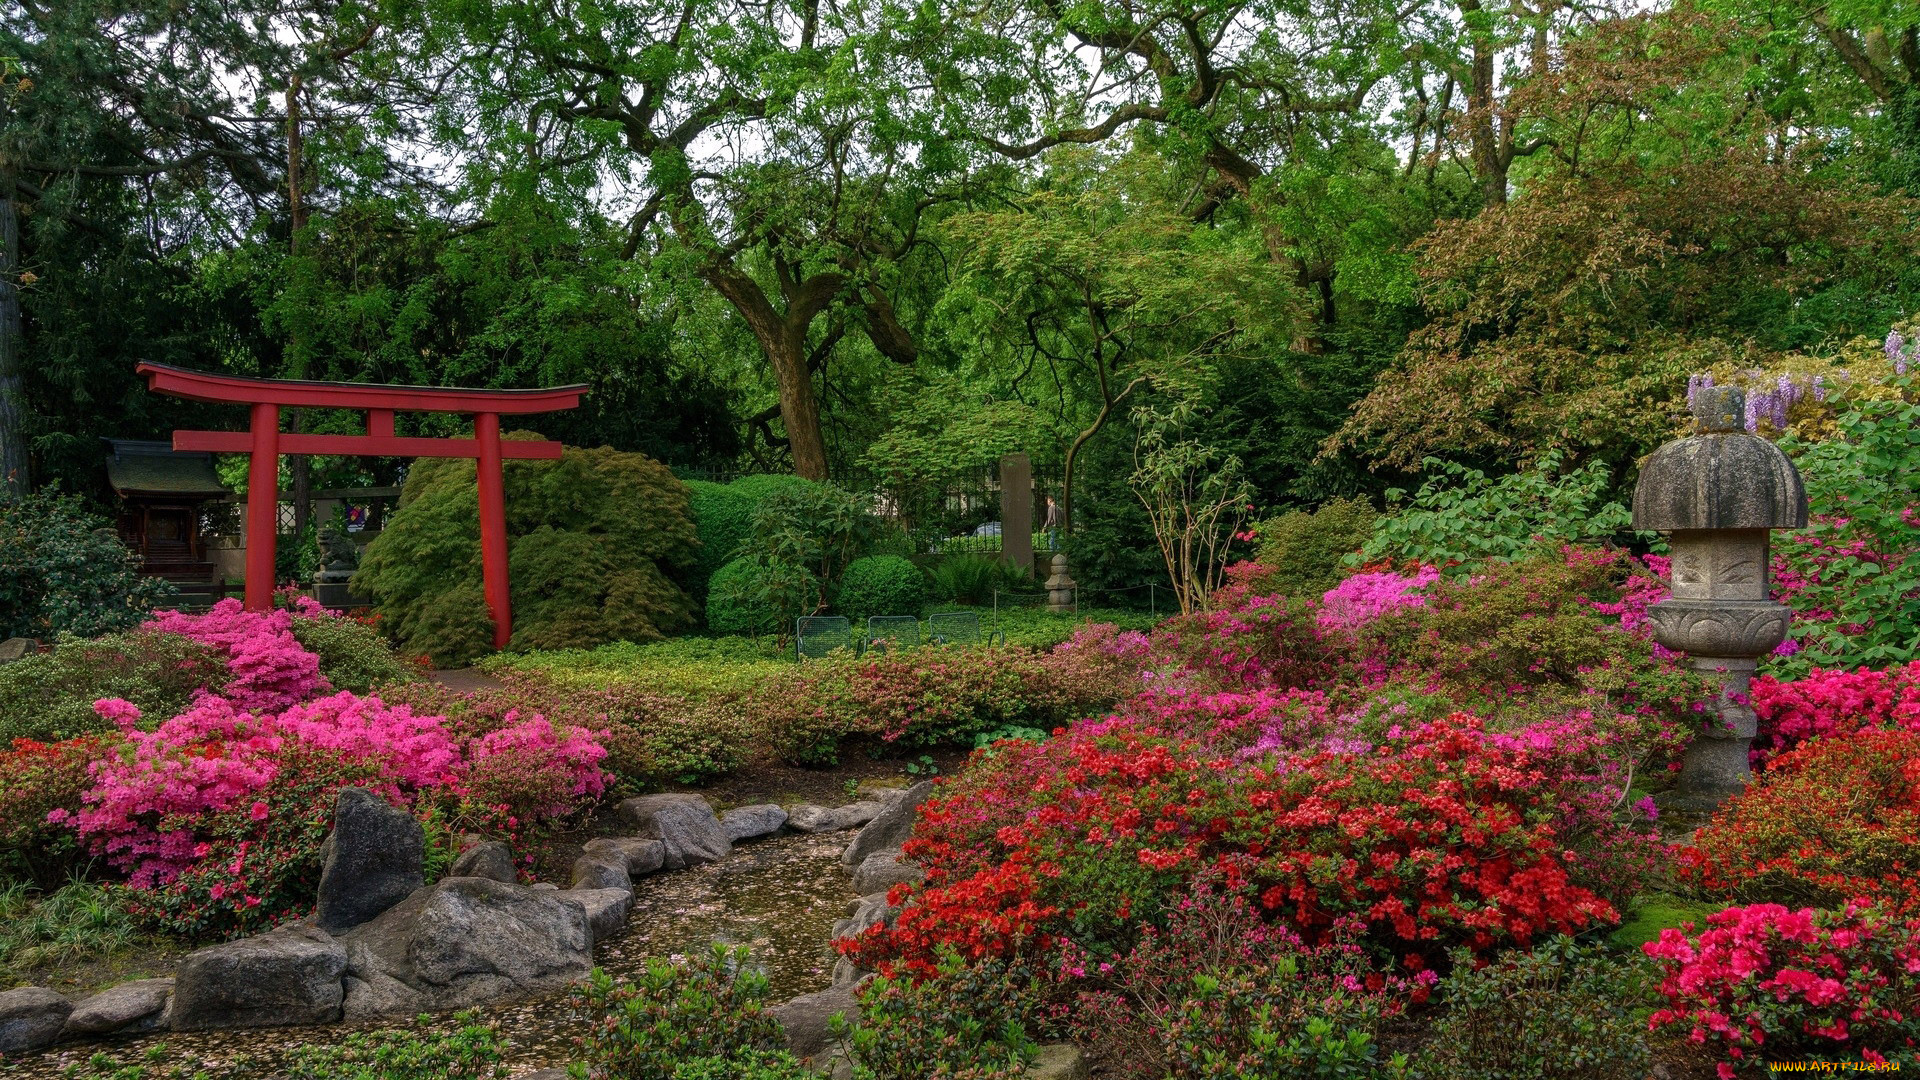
[312,524,367,610]
[1044,553,1076,614]
[1632,385,1807,809]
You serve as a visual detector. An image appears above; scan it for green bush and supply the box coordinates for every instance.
[290,615,417,693]
[683,480,751,595]
[668,1053,814,1080]
[0,630,228,743]
[0,491,177,639]
[841,951,1039,1079]
[1360,453,1646,575]
[706,558,784,636]
[1250,496,1378,596]
[567,945,784,1080]
[281,1012,511,1080]
[1418,938,1651,1080]
[835,555,927,620]
[354,439,700,666]
[930,554,1003,604]
[709,484,877,635]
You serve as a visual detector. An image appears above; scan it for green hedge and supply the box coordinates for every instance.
[355,439,700,666]
[835,555,927,621]
[705,558,783,636]
[0,630,228,742]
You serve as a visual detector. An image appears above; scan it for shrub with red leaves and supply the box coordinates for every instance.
[0,736,105,888]
[1680,727,1920,912]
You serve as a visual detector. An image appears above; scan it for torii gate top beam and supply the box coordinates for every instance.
[136,363,587,414]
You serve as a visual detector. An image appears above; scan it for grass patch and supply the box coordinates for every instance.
[1607,893,1720,950]
[0,880,142,985]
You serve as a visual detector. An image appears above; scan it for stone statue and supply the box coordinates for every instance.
[1632,385,1807,810]
[318,525,361,577]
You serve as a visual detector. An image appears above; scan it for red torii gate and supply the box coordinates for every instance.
[137,363,586,649]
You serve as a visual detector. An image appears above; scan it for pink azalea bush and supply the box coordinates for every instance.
[144,598,329,713]
[1316,565,1439,634]
[1748,661,1920,764]
[1643,902,1920,1073]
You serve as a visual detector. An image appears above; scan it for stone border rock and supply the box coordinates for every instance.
[16,785,915,1053]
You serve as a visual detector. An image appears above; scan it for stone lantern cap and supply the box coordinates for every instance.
[1631,386,1808,532]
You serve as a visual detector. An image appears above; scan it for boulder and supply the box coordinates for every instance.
[720,804,788,841]
[831,801,886,831]
[569,854,631,892]
[0,986,71,1054]
[63,978,172,1036]
[842,782,934,867]
[618,794,730,869]
[1029,1044,1090,1080]
[447,840,517,884]
[0,638,34,665]
[851,851,924,896]
[559,887,633,946]
[829,957,865,989]
[520,1071,570,1080]
[337,876,591,1019]
[314,787,426,933]
[831,891,900,942]
[171,924,347,1030]
[583,837,665,876]
[769,984,860,1061]
[786,805,841,833]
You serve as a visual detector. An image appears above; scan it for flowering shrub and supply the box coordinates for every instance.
[568,946,784,1080]
[1749,661,1920,763]
[845,713,1642,979]
[145,599,329,713]
[0,736,104,888]
[1316,566,1438,634]
[0,629,228,743]
[842,950,1043,1078]
[1643,902,1920,1073]
[1679,728,1920,911]
[465,715,608,822]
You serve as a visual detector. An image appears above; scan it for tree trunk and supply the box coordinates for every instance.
[769,327,829,482]
[1461,0,1507,206]
[286,80,313,538]
[0,168,28,495]
[706,263,836,482]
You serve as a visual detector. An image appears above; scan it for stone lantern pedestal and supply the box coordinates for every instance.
[1044,554,1076,613]
[1632,387,1807,810]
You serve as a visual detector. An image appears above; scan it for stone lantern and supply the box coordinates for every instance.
[1044,553,1077,613]
[1632,386,1807,809]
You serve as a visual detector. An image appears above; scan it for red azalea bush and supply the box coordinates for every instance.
[1679,728,1920,911]
[0,735,106,888]
[844,712,1643,979]
[1749,661,1920,764]
[1643,902,1920,1075]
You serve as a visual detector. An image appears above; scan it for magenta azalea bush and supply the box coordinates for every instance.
[22,600,610,937]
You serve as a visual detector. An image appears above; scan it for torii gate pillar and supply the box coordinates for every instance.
[138,364,586,651]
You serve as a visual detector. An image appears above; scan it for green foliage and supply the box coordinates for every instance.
[0,631,227,743]
[840,952,1040,1079]
[1419,939,1652,1080]
[0,880,141,984]
[0,492,177,640]
[567,946,784,1080]
[667,1053,814,1080]
[709,485,877,636]
[682,480,750,594]
[1250,497,1379,597]
[1360,454,1644,575]
[1773,392,1920,673]
[279,1013,511,1080]
[354,441,699,666]
[1608,894,1720,950]
[834,556,927,621]
[290,616,417,694]
[930,555,1005,605]
[486,636,787,699]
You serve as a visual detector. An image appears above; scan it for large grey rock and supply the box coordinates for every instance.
[769,984,859,1061]
[618,794,730,869]
[0,987,70,1054]
[64,978,172,1036]
[171,924,347,1030]
[831,891,900,943]
[842,781,934,867]
[1029,1044,1090,1080]
[830,956,865,989]
[558,887,633,946]
[570,854,631,892]
[0,638,34,666]
[720,804,788,841]
[851,851,925,896]
[832,801,886,830]
[583,837,665,876]
[315,787,425,933]
[337,876,591,1019]
[786,805,841,833]
[447,840,517,884]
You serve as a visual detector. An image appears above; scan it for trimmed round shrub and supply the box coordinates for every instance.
[1249,496,1378,597]
[288,613,418,693]
[0,630,228,742]
[355,438,699,666]
[835,555,926,621]
[684,479,753,593]
[0,492,177,639]
[724,473,820,502]
[705,558,783,637]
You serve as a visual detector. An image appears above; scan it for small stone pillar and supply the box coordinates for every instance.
[1632,386,1807,810]
[1044,553,1076,613]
